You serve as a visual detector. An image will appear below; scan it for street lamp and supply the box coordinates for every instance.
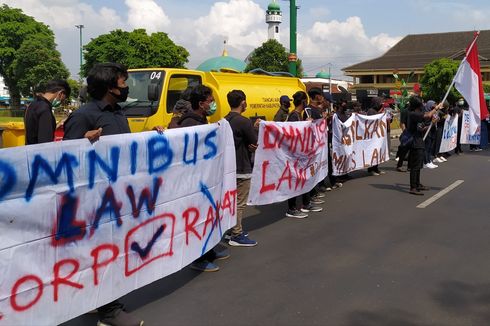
[75,25,84,81]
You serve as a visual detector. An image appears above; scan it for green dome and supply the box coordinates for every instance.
[268,1,281,11]
[196,56,246,73]
[316,71,331,79]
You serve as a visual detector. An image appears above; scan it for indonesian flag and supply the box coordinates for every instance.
[454,32,490,134]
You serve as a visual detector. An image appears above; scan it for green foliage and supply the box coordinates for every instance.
[245,39,304,76]
[420,58,460,103]
[82,29,189,76]
[0,5,69,108]
[67,79,80,101]
[483,83,490,93]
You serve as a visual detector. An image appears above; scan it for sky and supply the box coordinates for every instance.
[2,0,490,80]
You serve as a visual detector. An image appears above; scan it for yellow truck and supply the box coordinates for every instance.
[125,68,306,132]
[1,68,306,147]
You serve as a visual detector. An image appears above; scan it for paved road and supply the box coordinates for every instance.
[64,147,490,326]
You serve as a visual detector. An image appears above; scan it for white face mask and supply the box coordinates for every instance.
[458,100,464,106]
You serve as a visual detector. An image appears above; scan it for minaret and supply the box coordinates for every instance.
[266,0,282,41]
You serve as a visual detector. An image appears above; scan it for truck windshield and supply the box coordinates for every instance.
[121,70,165,117]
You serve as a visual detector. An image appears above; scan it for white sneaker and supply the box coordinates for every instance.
[440,156,447,162]
[395,157,399,162]
[427,162,438,169]
[430,161,439,168]
[433,157,442,163]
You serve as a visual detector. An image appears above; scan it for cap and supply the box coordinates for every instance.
[280,95,292,103]
[323,92,334,103]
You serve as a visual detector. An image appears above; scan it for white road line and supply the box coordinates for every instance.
[417,180,465,209]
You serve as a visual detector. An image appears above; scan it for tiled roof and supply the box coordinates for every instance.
[343,30,490,72]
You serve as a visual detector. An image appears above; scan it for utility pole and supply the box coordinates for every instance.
[288,0,298,76]
[75,25,84,81]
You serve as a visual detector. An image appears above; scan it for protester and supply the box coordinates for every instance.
[168,87,192,129]
[422,100,439,169]
[395,106,410,172]
[63,63,143,326]
[285,91,322,218]
[407,96,441,195]
[366,97,386,176]
[325,94,342,190]
[24,80,71,145]
[173,85,231,271]
[433,101,450,162]
[305,88,328,197]
[453,98,465,155]
[224,90,258,247]
[273,95,291,122]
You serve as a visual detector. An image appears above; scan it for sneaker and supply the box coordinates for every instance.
[370,171,380,176]
[97,306,144,326]
[396,167,406,172]
[228,233,257,247]
[395,157,399,161]
[433,157,443,163]
[317,185,328,193]
[332,182,343,189]
[474,147,483,152]
[424,163,437,169]
[409,189,424,196]
[439,156,447,162]
[190,260,220,272]
[310,198,325,205]
[212,249,230,261]
[417,185,430,191]
[224,231,248,240]
[285,209,308,218]
[325,187,332,191]
[300,204,323,212]
[312,192,326,198]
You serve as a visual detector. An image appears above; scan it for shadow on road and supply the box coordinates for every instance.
[343,308,435,326]
[432,280,490,324]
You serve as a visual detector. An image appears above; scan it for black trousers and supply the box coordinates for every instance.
[288,193,310,210]
[396,145,410,168]
[408,148,424,189]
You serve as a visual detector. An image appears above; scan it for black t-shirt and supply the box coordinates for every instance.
[63,100,130,139]
[24,96,56,145]
[287,110,302,122]
[225,112,258,175]
[408,111,425,149]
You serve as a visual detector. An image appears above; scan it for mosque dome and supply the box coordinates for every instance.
[315,71,331,79]
[267,1,281,11]
[196,50,246,73]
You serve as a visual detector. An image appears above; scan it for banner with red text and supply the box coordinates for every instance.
[0,120,236,326]
[331,113,389,175]
[248,119,328,206]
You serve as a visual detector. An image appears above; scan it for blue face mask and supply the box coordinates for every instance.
[207,101,217,116]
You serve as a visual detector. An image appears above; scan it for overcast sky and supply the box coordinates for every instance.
[2,0,490,80]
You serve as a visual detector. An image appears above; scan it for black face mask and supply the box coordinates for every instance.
[111,86,129,102]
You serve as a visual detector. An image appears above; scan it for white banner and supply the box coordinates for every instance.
[460,110,480,144]
[248,120,329,206]
[0,120,237,325]
[332,113,389,176]
[439,114,459,153]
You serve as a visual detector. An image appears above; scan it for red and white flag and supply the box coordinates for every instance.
[454,32,489,135]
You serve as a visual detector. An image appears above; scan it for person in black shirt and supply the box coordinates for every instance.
[395,107,409,172]
[407,96,441,195]
[24,80,71,145]
[285,91,323,218]
[172,85,230,272]
[63,63,143,326]
[367,97,386,176]
[303,88,323,120]
[224,90,258,247]
[273,95,291,122]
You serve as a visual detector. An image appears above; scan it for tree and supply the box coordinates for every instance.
[420,58,460,103]
[245,39,304,77]
[82,29,189,76]
[483,83,490,94]
[0,5,69,108]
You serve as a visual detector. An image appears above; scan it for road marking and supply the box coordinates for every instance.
[417,180,464,208]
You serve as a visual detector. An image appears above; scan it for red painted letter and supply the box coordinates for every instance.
[10,275,43,312]
[91,244,119,286]
[51,259,83,302]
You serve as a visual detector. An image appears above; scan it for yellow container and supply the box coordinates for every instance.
[0,122,25,148]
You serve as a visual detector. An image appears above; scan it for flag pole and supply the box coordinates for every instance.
[423,31,480,141]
